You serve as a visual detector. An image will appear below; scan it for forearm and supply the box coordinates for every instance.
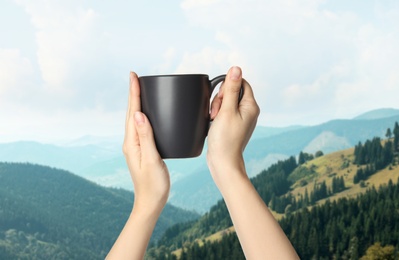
[216,168,299,260]
[106,205,163,260]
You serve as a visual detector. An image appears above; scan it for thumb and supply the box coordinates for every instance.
[220,66,242,112]
[134,111,161,160]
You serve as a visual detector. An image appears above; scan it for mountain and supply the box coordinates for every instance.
[0,126,302,210]
[250,125,305,140]
[0,141,120,174]
[148,129,399,259]
[244,115,399,159]
[353,108,399,120]
[1,110,399,214]
[167,114,399,213]
[163,179,399,259]
[62,135,123,148]
[0,162,199,259]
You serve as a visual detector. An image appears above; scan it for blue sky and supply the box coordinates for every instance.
[1,0,399,142]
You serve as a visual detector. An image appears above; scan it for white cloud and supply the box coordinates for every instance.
[35,8,99,90]
[155,47,177,74]
[175,47,245,75]
[14,0,125,111]
[0,48,34,103]
[282,61,352,109]
[3,0,399,143]
[176,0,399,126]
[181,0,220,10]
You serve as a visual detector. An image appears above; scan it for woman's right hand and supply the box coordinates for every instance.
[207,66,260,189]
[123,72,170,213]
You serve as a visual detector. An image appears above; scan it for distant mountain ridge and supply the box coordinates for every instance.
[1,108,399,213]
[148,128,399,259]
[353,108,399,120]
[0,162,198,259]
[173,114,399,212]
[0,141,119,174]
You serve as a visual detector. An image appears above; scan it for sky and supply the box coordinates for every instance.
[1,0,399,143]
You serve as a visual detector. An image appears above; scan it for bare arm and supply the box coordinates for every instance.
[207,66,299,260]
[107,72,170,259]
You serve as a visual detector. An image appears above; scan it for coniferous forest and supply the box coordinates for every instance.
[1,122,398,259]
[147,122,399,259]
[0,163,198,259]
[152,180,399,260]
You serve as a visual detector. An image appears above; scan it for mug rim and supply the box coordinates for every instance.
[139,74,209,79]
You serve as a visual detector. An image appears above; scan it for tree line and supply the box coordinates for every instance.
[270,175,346,214]
[152,156,298,251]
[0,162,198,259]
[149,122,399,259]
[353,122,399,184]
[151,151,329,253]
[148,179,399,259]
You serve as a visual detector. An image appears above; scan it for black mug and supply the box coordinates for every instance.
[139,74,228,159]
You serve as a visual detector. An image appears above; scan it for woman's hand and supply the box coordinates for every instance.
[206,67,299,260]
[207,66,260,188]
[107,72,170,260]
[123,72,170,212]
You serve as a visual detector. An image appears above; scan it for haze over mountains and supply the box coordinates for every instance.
[1,108,399,213]
[2,111,398,259]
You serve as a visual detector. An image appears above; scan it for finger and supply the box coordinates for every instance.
[124,72,141,128]
[134,111,162,161]
[239,79,256,103]
[123,72,140,155]
[218,82,224,98]
[210,92,223,120]
[238,79,261,118]
[129,71,141,117]
[219,66,242,112]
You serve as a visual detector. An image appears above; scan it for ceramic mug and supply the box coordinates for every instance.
[139,74,236,159]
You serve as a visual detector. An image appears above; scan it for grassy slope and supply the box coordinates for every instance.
[291,146,399,203]
[172,144,399,257]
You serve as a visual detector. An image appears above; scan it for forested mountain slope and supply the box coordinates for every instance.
[0,163,198,259]
[147,122,399,259]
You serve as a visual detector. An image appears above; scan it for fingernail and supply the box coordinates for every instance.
[134,111,144,125]
[130,71,136,82]
[229,66,241,81]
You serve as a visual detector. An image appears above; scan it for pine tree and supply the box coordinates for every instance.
[315,150,324,158]
[386,128,392,139]
[304,188,310,207]
[299,151,305,165]
[394,122,399,152]
[349,236,360,260]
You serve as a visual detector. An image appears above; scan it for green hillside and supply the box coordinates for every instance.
[164,180,399,260]
[2,112,398,216]
[0,163,198,259]
[168,114,399,213]
[147,122,399,259]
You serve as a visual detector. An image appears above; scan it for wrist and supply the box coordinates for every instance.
[132,197,166,219]
[218,169,252,199]
[207,150,244,171]
[207,157,249,193]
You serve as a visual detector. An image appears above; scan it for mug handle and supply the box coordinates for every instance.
[208,75,244,132]
[210,74,244,103]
